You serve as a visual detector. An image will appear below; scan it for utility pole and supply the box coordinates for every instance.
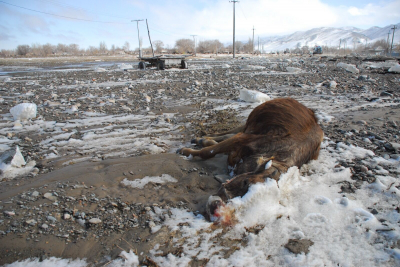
[387,30,391,55]
[131,19,144,58]
[390,25,397,56]
[146,19,154,57]
[252,26,255,54]
[191,35,197,56]
[230,0,238,58]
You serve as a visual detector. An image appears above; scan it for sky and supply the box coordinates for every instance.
[0,0,399,51]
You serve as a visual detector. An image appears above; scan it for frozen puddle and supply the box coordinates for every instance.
[0,112,182,164]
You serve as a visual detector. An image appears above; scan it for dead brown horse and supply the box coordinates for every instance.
[177,98,324,221]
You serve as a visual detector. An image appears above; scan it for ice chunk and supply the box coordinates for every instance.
[286,67,302,73]
[239,88,270,103]
[337,62,359,74]
[0,146,36,179]
[114,63,133,70]
[0,146,26,170]
[389,64,400,73]
[10,103,37,121]
[94,67,106,72]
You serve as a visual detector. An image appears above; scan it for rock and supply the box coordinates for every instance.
[89,218,102,224]
[148,221,156,228]
[47,216,57,222]
[41,224,49,229]
[284,239,314,254]
[76,219,86,227]
[390,143,400,153]
[26,219,37,226]
[4,211,15,216]
[360,166,368,173]
[43,192,57,202]
[380,91,393,97]
[31,191,39,197]
[214,174,231,183]
[358,75,369,81]
[329,81,337,89]
[371,209,378,215]
[64,213,71,220]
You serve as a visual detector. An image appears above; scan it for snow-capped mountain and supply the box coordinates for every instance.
[260,23,400,52]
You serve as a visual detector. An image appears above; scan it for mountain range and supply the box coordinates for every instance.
[260,23,400,52]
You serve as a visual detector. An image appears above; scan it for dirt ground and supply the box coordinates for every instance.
[0,54,399,266]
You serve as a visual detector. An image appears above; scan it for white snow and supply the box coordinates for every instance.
[121,174,178,189]
[389,64,400,73]
[4,249,140,267]
[140,140,400,266]
[337,62,360,74]
[286,67,302,73]
[3,258,87,267]
[0,146,36,179]
[10,103,37,121]
[315,111,334,123]
[239,89,270,103]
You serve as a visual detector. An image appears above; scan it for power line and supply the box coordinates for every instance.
[149,27,191,38]
[0,0,130,24]
[238,4,248,22]
[34,0,132,20]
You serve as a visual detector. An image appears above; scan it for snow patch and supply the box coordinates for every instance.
[337,62,359,74]
[121,174,178,189]
[10,103,37,121]
[239,88,270,103]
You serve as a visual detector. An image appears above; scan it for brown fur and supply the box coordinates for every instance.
[178,98,324,204]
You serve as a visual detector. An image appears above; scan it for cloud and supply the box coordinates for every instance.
[1,0,398,50]
[142,0,399,44]
[143,0,339,45]
[337,2,400,27]
[0,5,51,34]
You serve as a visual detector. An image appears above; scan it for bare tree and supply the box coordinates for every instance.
[0,49,14,57]
[243,38,253,53]
[16,45,30,56]
[30,43,42,56]
[153,40,164,54]
[175,39,194,54]
[68,44,79,55]
[123,41,130,52]
[99,41,107,54]
[197,39,224,54]
[87,46,98,55]
[42,43,54,56]
[57,43,68,54]
[235,41,244,53]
